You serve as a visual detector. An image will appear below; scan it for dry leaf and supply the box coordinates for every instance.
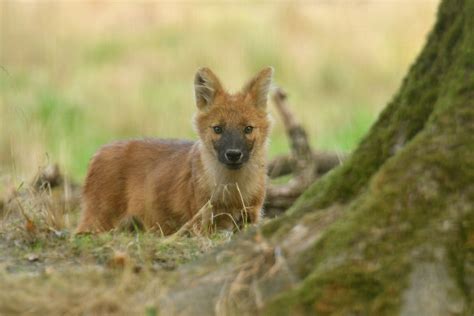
[108,250,129,269]
[26,254,40,262]
[25,218,37,233]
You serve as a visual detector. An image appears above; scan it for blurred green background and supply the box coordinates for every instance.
[0,1,438,182]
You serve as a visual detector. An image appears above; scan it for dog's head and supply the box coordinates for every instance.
[194,67,273,170]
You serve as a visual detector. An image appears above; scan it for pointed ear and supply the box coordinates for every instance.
[242,67,274,110]
[194,67,224,111]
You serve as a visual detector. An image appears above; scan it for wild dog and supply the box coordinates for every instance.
[76,67,273,235]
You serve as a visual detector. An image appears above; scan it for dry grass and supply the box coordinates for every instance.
[0,267,159,315]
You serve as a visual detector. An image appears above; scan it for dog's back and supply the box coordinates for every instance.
[77,139,198,234]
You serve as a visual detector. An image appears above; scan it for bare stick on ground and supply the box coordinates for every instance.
[265,88,345,216]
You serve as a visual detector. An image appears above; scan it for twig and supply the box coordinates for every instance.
[265,87,344,216]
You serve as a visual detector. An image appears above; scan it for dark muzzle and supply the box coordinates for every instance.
[214,129,250,170]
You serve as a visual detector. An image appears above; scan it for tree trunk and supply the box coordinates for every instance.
[159,0,474,314]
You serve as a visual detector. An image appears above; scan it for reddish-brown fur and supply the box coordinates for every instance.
[76,67,273,234]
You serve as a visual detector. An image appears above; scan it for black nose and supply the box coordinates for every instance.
[225,149,243,163]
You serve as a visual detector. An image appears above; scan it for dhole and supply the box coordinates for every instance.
[76,67,273,234]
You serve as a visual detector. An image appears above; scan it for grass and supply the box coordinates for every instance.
[1,214,230,274]
[0,1,437,181]
[0,181,233,314]
[0,1,438,314]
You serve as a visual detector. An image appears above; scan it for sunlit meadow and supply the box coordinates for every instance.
[0,1,437,182]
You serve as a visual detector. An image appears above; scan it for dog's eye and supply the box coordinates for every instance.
[244,126,254,134]
[213,126,223,134]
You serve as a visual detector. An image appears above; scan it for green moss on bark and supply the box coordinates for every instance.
[263,101,474,314]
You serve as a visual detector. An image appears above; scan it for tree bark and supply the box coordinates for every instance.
[159,0,474,314]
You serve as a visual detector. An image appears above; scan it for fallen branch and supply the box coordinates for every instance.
[265,88,345,216]
[268,151,346,179]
